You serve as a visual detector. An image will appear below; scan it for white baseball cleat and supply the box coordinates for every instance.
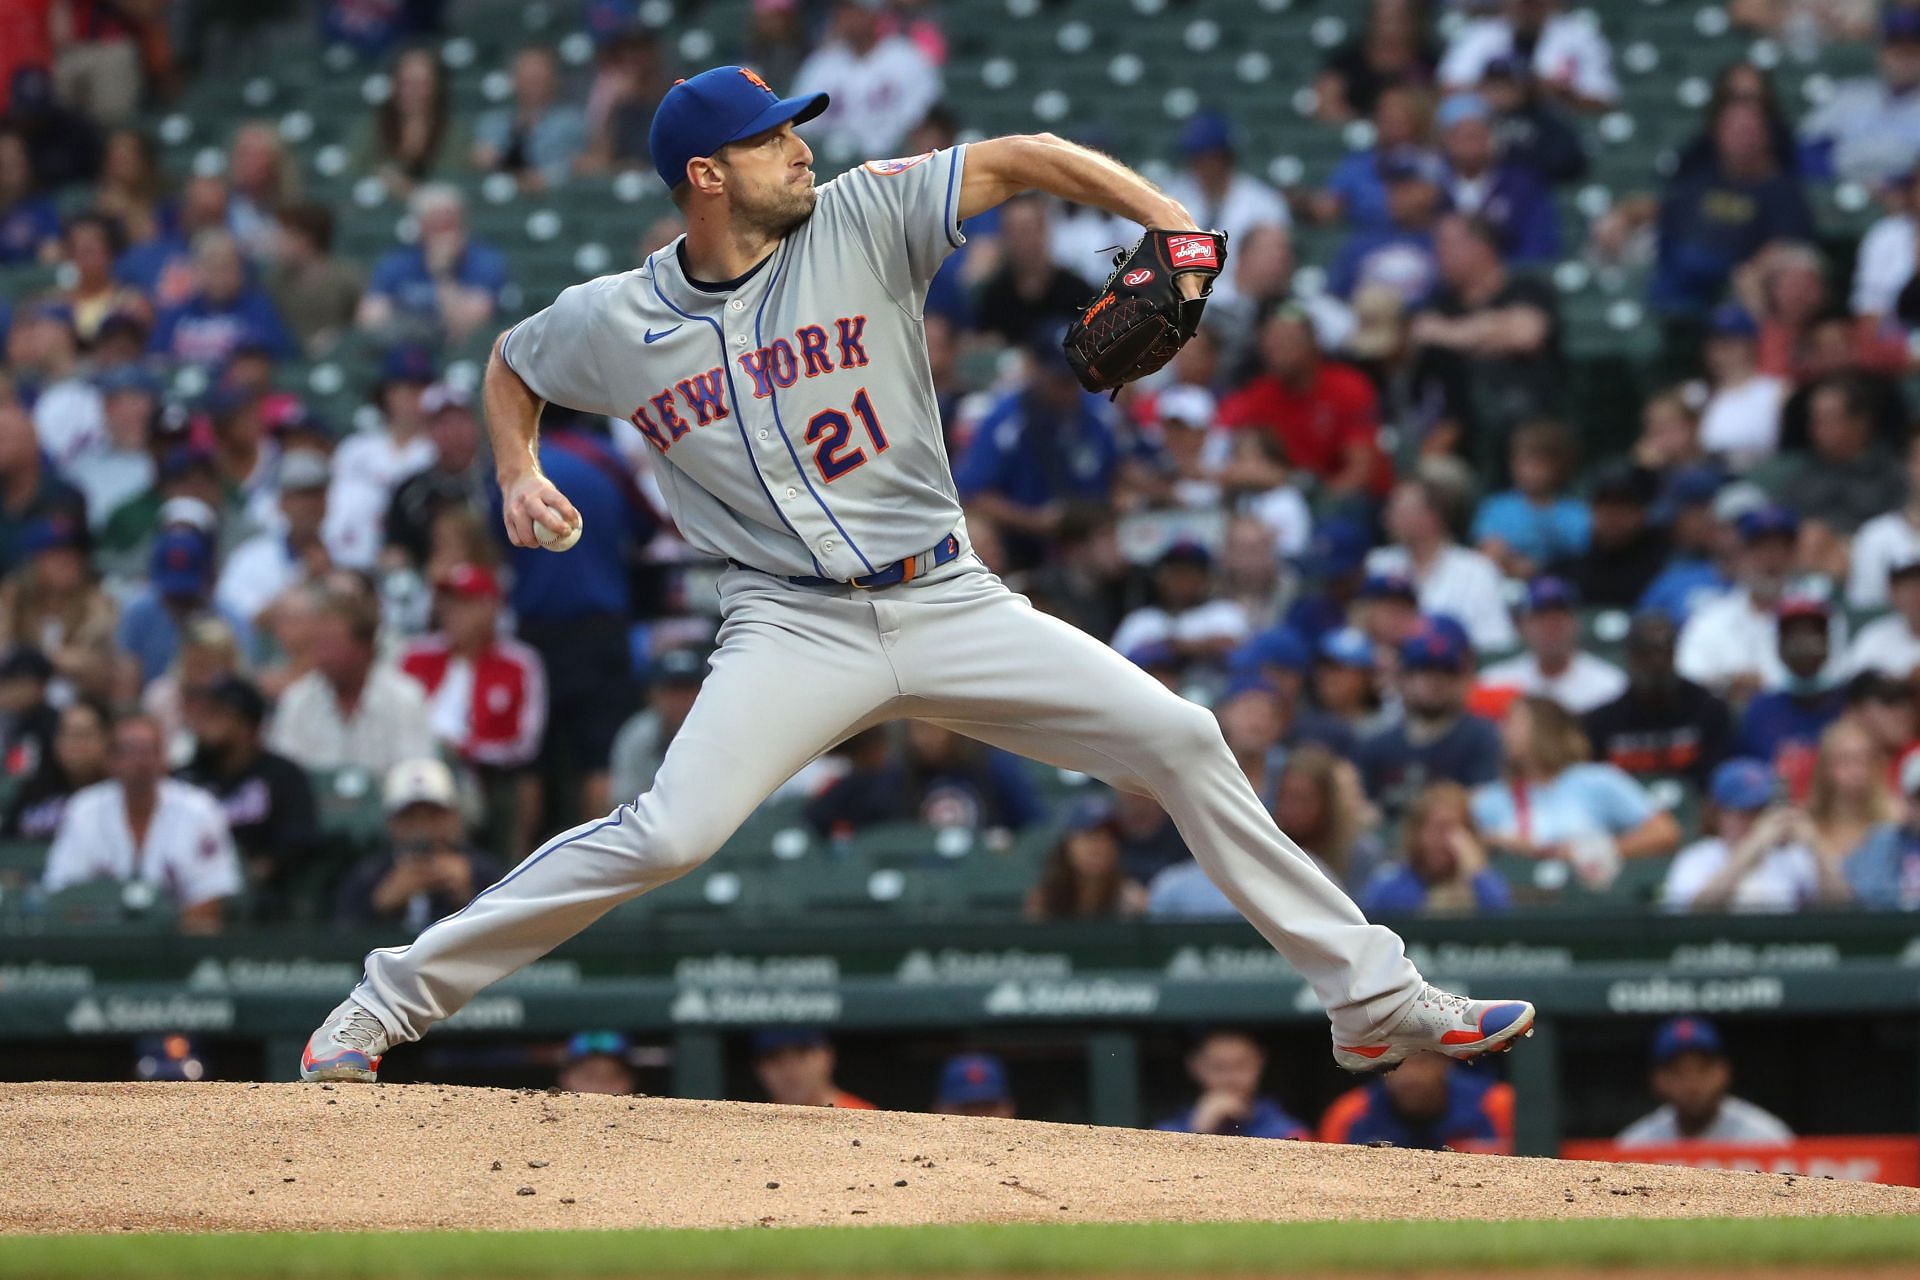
[1333,984,1535,1074]
[299,998,391,1083]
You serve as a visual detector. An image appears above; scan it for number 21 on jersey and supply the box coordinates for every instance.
[804,388,889,482]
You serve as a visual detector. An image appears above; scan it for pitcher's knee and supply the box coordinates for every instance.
[1142,701,1232,778]
[642,824,722,878]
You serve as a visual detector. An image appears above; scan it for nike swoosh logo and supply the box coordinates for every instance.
[644,326,681,344]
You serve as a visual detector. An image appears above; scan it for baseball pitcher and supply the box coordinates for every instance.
[302,67,1534,1083]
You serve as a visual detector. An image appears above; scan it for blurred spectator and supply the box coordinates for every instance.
[1638,470,1732,626]
[1217,308,1392,504]
[1110,541,1250,671]
[1776,377,1904,566]
[1114,789,1190,885]
[1561,463,1668,610]
[1316,0,1439,123]
[1439,0,1617,111]
[1845,751,1920,909]
[0,373,86,573]
[1319,1050,1514,1152]
[92,126,165,234]
[356,46,460,195]
[792,0,941,158]
[1160,112,1291,294]
[1312,626,1385,736]
[1478,52,1587,185]
[578,30,669,175]
[215,449,332,628]
[335,757,502,929]
[1649,97,1814,328]
[265,203,364,356]
[1734,598,1846,765]
[266,585,435,773]
[0,127,58,264]
[1844,672,1918,780]
[557,1031,635,1096]
[139,614,241,760]
[1409,215,1561,473]
[1661,758,1840,912]
[1367,482,1515,652]
[357,184,507,343]
[807,719,1039,837]
[955,341,1118,572]
[224,122,299,260]
[751,1028,874,1109]
[1357,625,1504,806]
[1327,150,1443,306]
[1316,86,1434,232]
[1803,719,1897,872]
[1435,94,1556,263]
[1,695,109,839]
[0,645,58,781]
[1728,0,1880,45]
[471,45,584,191]
[1584,611,1734,788]
[43,712,240,932]
[116,527,251,688]
[1697,305,1785,472]
[1471,421,1588,581]
[934,1052,1015,1118]
[1272,744,1386,897]
[1286,520,1378,647]
[385,382,488,569]
[176,675,318,915]
[116,173,226,307]
[608,646,705,802]
[973,197,1093,348]
[66,362,157,529]
[1799,9,1920,185]
[1851,164,1920,329]
[1474,695,1681,885]
[1155,1029,1308,1140]
[148,230,296,368]
[1361,779,1510,916]
[1480,578,1624,714]
[97,444,228,563]
[1617,1017,1791,1145]
[11,305,102,468]
[499,410,655,827]
[0,516,117,701]
[58,212,147,348]
[1024,796,1148,921]
[1846,558,1920,680]
[1219,514,1297,628]
[323,347,438,570]
[1675,62,1800,182]
[5,63,102,189]
[1848,436,1920,611]
[745,0,811,90]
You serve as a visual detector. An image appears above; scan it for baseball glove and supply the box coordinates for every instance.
[1063,229,1229,397]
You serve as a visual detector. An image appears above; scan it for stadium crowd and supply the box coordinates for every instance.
[2,0,1920,953]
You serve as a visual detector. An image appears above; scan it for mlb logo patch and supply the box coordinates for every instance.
[1166,234,1219,269]
[865,153,932,176]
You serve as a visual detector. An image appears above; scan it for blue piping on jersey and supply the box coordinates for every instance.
[941,148,964,249]
[753,237,875,573]
[645,252,825,576]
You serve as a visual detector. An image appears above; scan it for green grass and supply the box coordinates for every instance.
[2,1218,1919,1278]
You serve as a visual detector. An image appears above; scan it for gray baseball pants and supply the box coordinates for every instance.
[355,558,1424,1044]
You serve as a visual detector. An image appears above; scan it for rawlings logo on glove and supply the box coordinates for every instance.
[1063,229,1228,397]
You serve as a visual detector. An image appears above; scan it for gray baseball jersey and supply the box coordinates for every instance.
[502,146,970,579]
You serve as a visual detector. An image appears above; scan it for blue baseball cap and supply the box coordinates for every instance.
[1235,625,1312,674]
[1523,575,1578,613]
[17,517,85,557]
[1710,758,1777,812]
[1708,303,1759,339]
[1399,621,1468,672]
[1663,465,1724,511]
[1298,517,1372,580]
[1436,93,1493,131]
[1318,626,1375,668]
[150,528,213,599]
[566,1030,630,1061]
[380,344,436,386]
[649,66,830,191]
[1178,110,1234,158]
[1650,1016,1726,1066]
[1125,640,1183,673]
[1885,8,1920,42]
[1357,571,1418,603]
[1736,504,1800,542]
[751,1027,830,1057]
[1157,536,1213,569]
[1064,795,1119,835]
[936,1053,1010,1107]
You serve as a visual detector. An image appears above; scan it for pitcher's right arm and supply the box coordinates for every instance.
[485,331,581,549]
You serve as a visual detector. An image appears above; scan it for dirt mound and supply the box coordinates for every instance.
[4,1083,1915,1234]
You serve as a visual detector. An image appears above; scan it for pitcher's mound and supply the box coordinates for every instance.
[5,1083,1915,1234]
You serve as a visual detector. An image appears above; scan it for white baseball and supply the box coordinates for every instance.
[535,514,583,552]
